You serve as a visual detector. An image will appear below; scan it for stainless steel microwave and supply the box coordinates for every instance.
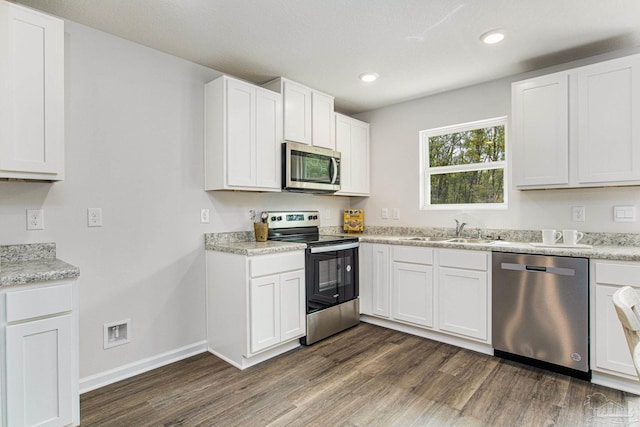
[283,141,341,193]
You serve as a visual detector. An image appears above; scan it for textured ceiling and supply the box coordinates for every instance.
[16,0,640,114]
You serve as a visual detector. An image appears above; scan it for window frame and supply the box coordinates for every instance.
[419,116,508,210]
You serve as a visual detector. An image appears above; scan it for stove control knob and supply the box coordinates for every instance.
[313,215,318,220]
[271,216,277,221]
[277,216,282,221]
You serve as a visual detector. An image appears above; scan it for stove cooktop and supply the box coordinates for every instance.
[269,234,359,247]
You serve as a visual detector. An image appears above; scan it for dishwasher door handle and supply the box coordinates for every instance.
[501,262,576,276]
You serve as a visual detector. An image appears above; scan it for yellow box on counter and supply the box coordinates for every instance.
[344,209,364,232]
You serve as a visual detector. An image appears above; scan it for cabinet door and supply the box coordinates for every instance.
[311,91,335,149]
[256,88,282,189]
[392,262,433,327]
[283,80,312,144]
[6,314,73,427]
[335,115,370,196]
[371,245,391,318]
[0,3,64,180]
[226,78,256,187]
[512,72,569,187]
[249,275,280,353]
[438,267,488,341]
[594,284,637,377]
[577,56,640,184]
[279,270,305,342]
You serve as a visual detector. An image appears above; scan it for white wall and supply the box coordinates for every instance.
[355,48,640,234]
[0,22,349,382]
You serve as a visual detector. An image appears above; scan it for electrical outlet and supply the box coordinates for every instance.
[87,208,103,227]
[26,209,44,230]
[572,206,585,222]
[103,319,130,349]
[201,209,210,224]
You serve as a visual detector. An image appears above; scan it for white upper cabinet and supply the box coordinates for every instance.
[577,55,640,184]
[263,77,335,149]
[335,113,370,196]
[0,1,65,181]
[204,75,282,192]
[311,91,335,150]
[512,72,569,187]
[512,53,640,189]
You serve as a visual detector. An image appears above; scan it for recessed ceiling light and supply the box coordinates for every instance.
[359,72,379,83]
[480,30,505,45]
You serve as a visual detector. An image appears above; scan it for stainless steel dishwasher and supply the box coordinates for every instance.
[492,252,589,380]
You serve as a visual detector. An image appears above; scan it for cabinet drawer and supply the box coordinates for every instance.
[249,251,305,278]
[393,246,433,264]
[6,283,73,322]
[594,261,640,286]
[440,250,488,271]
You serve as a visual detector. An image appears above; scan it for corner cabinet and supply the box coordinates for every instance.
[206,250,305,369]
[204,75,282,191]
[590,260,640,394]
[335,114,370,196]
[512,53,640,189]
[1,281,79,427]
[0,1,65,181]
[359,243,491,354]
[263,77,335,149]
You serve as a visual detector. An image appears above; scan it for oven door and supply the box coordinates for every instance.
[306,243,359,313]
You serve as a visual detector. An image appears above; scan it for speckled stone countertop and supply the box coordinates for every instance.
[205,232,306,256]
[0,243,80,287]
[206,227,640,261]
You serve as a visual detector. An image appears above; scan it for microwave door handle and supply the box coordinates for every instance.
[331,158,338,184]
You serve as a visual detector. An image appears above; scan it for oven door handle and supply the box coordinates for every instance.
[310,242,360,253]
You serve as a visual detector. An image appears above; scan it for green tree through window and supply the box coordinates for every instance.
[420,117,507,209]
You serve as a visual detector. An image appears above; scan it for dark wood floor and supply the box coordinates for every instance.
[81,323,640,426]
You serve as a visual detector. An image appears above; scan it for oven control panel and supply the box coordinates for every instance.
[267,211,320,229]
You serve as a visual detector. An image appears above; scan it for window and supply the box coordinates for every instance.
[420,117,507,209]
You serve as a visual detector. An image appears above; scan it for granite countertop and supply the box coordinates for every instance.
[205,231,306,256]
[0,243,80,287]
[358,235,640,262]
[205,227,640,261]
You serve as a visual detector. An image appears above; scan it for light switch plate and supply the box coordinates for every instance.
[613,205,636,222]
[381,208,389,219]
[392,208,400,220]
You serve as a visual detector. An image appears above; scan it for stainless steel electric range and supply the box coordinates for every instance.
[267,211,360,345]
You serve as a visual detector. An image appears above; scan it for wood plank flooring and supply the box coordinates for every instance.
[81,323,640,426]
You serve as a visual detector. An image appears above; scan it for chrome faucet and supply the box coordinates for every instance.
[454,219,467,237]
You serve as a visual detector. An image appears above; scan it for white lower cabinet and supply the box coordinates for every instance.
[1,282,79,427]
[207,250,305,369]
[591,260,640,394]
[359,243,490,353]
[438,250,489,341]
[392,247,434,328]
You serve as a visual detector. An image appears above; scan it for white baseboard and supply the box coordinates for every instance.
[79,340,207,394]
[360,315,494,356]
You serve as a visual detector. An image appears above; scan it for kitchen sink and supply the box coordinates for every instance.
[446,238,495,244]
[400,236,451,242]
